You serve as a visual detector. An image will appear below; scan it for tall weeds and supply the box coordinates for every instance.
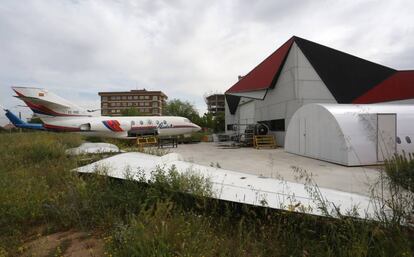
[0,133,413,256]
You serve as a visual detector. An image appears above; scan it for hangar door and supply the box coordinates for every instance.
[377,114,396,162]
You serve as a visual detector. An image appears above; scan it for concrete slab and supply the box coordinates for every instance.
[168,142,381,196]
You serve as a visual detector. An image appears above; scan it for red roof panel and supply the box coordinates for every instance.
[353,71,414,103]
[226,37,294,93]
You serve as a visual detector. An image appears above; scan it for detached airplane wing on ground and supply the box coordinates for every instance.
[75,152,378,220]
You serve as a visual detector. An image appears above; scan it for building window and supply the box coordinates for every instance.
[102,96,108,101]
[139,95,144,100]
[111,110,116,113]
[128,96,132,100]
[145,102,150,106]
[139,102,144,107]
[227,124,234,131]
[152,102,158,107]
[128,102,132,106]
[152,109,158,114]
[145,95,150,100]
[133,96,138,100]
[258,119,285,131]
[122,96,126,100]
[153,96,158,100]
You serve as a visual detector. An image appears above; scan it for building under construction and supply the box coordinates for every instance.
[205,93,225,116]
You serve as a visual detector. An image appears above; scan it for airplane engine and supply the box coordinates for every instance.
[80,120,132,132]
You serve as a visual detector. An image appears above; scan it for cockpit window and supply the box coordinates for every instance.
[184,118,190,123]
[406,136,411,144]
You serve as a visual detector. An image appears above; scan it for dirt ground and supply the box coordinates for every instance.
[20,229,104,257]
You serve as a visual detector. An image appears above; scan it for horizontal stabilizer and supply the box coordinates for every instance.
[14,95,71,109]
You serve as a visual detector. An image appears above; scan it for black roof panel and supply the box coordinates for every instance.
[294,37,396,103]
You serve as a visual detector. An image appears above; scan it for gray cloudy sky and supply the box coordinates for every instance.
[1,0,414,125]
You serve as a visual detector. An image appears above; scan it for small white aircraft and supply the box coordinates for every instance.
[9,86,201,138]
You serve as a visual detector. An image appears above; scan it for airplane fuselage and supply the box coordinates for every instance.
[42,115,200,138]
[8,87,201,139]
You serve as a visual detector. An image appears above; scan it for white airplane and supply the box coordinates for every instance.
[10,86,201,138]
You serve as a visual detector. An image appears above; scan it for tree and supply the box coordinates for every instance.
[121,108,143,116]
[163,99,225,131]
[213,112,225,132]
[28,116,43,124]
[164,99,200,123]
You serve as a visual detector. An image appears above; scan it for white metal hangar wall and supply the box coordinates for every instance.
[225,41,336,146]
[285,104,414,166]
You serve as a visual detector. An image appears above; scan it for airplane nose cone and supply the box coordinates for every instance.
[193,124,201,132]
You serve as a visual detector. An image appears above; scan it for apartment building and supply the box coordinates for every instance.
[98,89,168,116]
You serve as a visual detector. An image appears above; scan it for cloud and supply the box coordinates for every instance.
[0,0,413,125]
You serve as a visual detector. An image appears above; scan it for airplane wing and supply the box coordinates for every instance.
[76,152,378,220]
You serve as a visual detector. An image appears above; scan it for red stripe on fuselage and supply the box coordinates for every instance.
[44,124,81,132]
[171,125,198,129]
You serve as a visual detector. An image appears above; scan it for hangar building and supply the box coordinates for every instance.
[285,104,414,166]
[225,36,414,146]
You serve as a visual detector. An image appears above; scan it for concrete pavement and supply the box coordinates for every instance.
[168,142,381,196]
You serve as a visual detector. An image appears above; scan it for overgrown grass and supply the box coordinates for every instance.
[385,153,414,192]
[0,132,413,256]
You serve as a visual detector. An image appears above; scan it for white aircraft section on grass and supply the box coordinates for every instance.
[10,87,201,138]
[66,142,121,155]
[75,152,378,219]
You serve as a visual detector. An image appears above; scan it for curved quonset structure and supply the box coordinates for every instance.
[285,104,414,166]
[225,36,414,146]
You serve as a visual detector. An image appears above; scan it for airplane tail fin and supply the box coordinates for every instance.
[4,109,25,125]
[2,107,45,130]
[12,87,91,119]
